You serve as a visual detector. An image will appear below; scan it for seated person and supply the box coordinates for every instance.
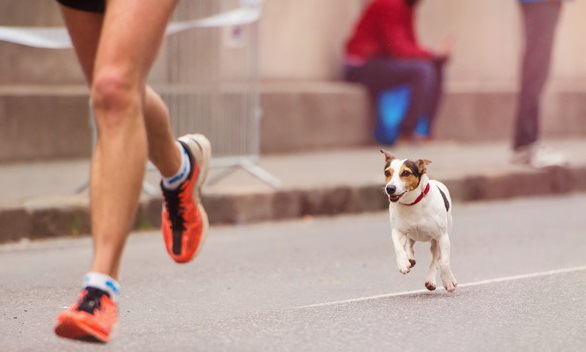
[343,0,452,143]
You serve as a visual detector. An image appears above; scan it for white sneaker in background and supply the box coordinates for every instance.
[511,143,567,168]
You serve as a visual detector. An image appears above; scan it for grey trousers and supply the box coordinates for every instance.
[513,1,562,150]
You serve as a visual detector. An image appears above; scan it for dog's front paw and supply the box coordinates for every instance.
[441,273,458,293]
[425,281,436,291]
[444,282,457,292]
[397,258,412,275]
[399,266,411,275]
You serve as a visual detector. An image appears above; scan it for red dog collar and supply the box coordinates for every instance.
[400,183,430,206]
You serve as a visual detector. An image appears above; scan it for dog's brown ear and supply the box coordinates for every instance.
[380,149,395,162]
[416,159,432,174]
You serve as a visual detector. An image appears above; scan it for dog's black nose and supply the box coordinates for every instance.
[386,184,396,195]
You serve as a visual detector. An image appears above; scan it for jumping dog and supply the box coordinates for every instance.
[380,149,458,292]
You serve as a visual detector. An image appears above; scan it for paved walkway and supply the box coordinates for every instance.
[0,138,585,242]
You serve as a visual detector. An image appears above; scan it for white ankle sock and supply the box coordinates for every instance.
[162,142,191,190]
[83,272,121,301]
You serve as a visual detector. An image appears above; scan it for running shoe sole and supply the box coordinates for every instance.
[176,133,211,262]
[55,311,111,343]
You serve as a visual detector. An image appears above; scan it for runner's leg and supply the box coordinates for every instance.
[88,0,179,278]
[60,1,183,278]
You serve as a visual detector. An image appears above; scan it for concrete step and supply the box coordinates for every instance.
[0,86,92,162]
[260,81,586,152]
[1,82,585,162]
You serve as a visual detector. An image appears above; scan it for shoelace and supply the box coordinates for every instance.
[77,287,107,314]
[163,186,188,255]
[162,185,187,234]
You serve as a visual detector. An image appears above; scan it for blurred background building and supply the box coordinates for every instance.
[1,0,585,162]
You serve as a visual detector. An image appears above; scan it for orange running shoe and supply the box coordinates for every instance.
[161,134,211,263]
[54,287,117,343]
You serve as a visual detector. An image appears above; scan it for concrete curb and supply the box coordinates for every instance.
[1,164,584,244]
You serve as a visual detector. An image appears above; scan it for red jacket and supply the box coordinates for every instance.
[345,0,433,65]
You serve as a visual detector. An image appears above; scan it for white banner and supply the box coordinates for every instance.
[0,4,262,49]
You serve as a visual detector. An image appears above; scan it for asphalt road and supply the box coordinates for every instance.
[1,194,586,351]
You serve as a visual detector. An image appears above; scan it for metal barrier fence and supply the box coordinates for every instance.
[156,0,280,187]
[0,0,280,189]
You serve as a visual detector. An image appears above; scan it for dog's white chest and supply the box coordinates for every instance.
[390,202,449,242]
[394,217,437,242]
[403,223,438,242]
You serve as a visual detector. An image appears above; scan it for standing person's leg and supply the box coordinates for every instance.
[513,1,562,150]
[512,1,566,167]
[54,0,181,343]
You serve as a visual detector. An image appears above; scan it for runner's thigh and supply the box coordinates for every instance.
[94,0,178,82]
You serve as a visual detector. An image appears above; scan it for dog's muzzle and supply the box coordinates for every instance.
[385,184,404,202]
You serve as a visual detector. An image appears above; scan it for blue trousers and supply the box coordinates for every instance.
[344,57,444,136]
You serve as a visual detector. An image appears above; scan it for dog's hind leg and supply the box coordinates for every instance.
[438,233,458,292]
[425,239,439,291]
[392,229,412,274]
[406,238,416,268]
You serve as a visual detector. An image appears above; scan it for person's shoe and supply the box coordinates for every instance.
[512,143,567,168]
[161,134,211,263]
[54,287,117,343]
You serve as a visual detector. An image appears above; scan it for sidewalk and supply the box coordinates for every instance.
[1,138,585,243]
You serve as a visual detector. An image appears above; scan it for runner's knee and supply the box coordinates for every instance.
[91,68,140,126]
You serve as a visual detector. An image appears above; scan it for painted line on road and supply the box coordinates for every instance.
[293,265,586,309]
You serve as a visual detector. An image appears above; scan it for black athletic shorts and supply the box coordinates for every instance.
[56,0,106,13]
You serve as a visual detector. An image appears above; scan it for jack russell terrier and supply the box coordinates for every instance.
[380,149,458,292]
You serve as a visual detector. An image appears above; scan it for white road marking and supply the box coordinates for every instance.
[293,265,586,309]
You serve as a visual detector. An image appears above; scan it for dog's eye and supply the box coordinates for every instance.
[384,169,391,177]
[401,170,411,177]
